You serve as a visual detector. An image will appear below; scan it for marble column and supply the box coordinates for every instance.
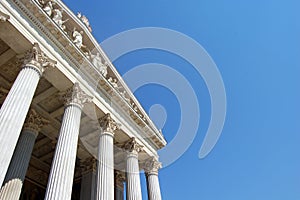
[0,109,48,200]
[115,171,125,200]
[96,113,120,200]
[44,83,92,200]
[123,138,143,200]
[80,158,97,200]
[0,43,56,186]
[144,157,162,200]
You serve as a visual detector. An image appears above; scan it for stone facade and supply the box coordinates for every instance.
[0,0,166,199]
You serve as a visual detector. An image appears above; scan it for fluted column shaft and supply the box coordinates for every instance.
[80,158,97,200]
[80,171,97,200]
[0,43,56,186]
[115,171,125,200]
[44,83,92,200]
[96,131,114,200]
[146,174,162,200]
[96,113,119,200]
[0,130,37,200]
[44,105,81,200]
[115,186,124,200]
[123,138,143,200]
[144,157,162,200]
[126,152,142,200]
[0,66,40,186]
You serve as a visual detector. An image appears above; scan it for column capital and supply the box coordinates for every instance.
[80,157,97,175]
[0,11,10,22]
[123,137,143,155]
[144,157,162,176]
[23,109,49,136]
[21,43,56,76]
[98,113,120,134]
[61,83,93,109]
[115,171,125,188]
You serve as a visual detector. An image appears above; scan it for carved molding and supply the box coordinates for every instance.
[23,109,49,135]
[144,157,162,176]
[0,11,10,22]
[122,137,143,154]
[61,82,93,108]
[98,113,120,133]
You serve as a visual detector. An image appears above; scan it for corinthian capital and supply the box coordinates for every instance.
[0,11,10,22]
[144,157,162,176]
[98,113,120,133]
[123,137,143,154]
[61,82,93,109]
[115,171,125,188]
[23,109,49,135]
[80,157,97,175]
[22,43,56,76]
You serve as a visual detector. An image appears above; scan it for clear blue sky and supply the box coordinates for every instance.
[64,0,300,199]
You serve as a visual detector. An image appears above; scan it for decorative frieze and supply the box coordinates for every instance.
[72,28,85,49]
[52,8,68,32]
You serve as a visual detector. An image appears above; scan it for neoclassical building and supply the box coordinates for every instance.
[0,0,166,199]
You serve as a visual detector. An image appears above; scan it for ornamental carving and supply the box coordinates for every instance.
[115,171,125,188]
[72,28,86,49]
[61,82,93,108]
[52,8,68,32]
[144,157,162,175]
[23,109,49,134]
[22,43,56,75]
[123,137,143,153]
[89,52,107,77]
[41,0,54,16]
[77,12,92,32]
[80,157,97,174]
[98,113,120,133]
[0,11,10,22]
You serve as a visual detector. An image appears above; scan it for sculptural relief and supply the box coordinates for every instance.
[43,1,54,16]
[107,77,119,89]
[77,12,92,32]
[72,28,85,49]
[52,8,68,31]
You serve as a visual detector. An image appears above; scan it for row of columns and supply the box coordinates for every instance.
[0,43,163,200]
